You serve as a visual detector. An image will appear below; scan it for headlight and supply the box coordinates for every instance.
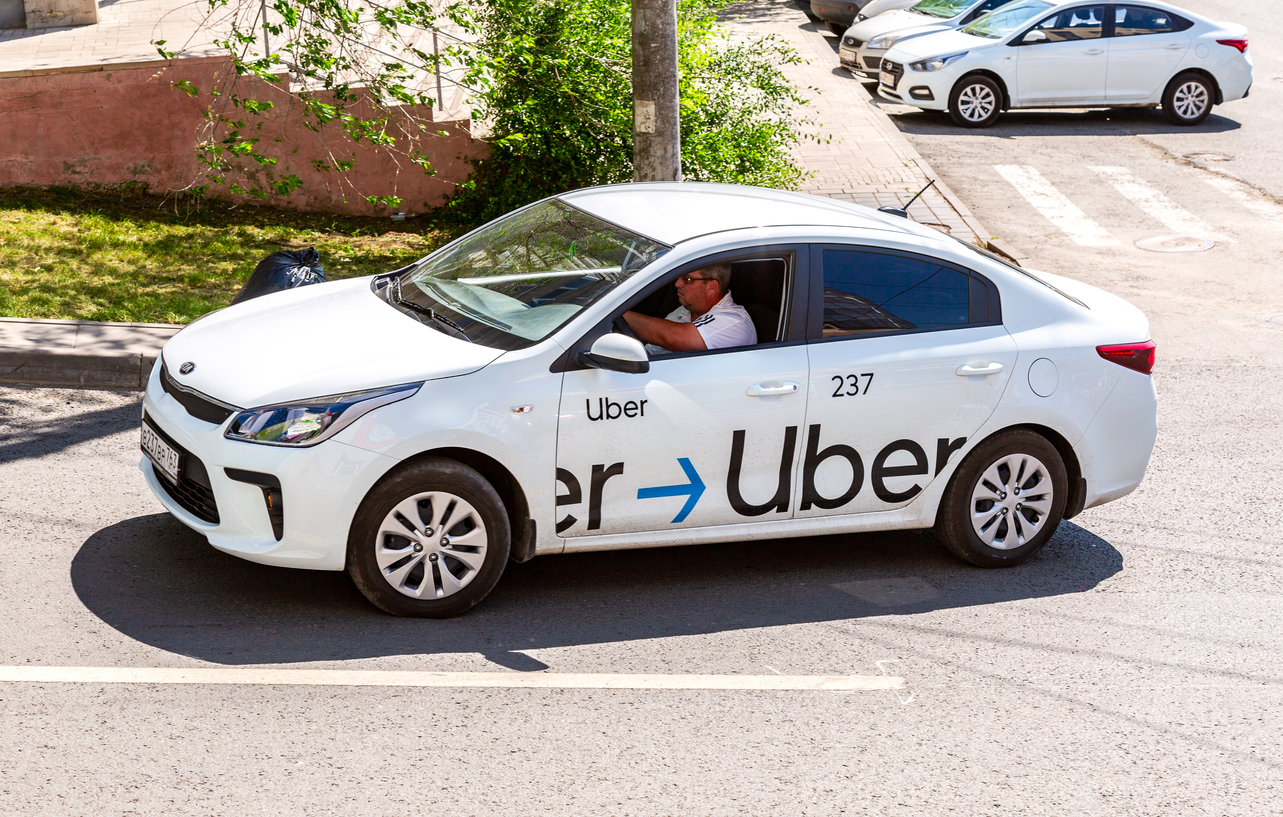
[868,34,899,50]
[225,383,421,447]
[909,52,968,72]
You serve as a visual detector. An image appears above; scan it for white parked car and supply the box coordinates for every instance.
[841,0,1020,79]
[877,0,1251,127]
[141,183,1158,617]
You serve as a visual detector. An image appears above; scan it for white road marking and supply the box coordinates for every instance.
[1203,175,1283,226]
[0,666,904,691]
[1091,165,1228,241]
[995,165,1120,246]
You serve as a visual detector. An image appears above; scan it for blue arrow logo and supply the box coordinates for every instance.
[637,458,705,524]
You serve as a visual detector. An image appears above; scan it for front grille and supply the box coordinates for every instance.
[161,361,238,425]
[881,60,903,89]
[864,55,882,70]
[146,413,221,524]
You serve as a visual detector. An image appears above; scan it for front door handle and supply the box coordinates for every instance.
[746,381,800,397]
[956,362,1004,377]
[1084,49,1104,56]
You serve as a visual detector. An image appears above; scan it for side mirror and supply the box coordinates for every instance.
[578,333,650,374]
[1020,29,1048,44]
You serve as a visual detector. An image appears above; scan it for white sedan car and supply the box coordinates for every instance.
[841,0,1018,80]
[878,0,1251,127]
[141,183,1157,617]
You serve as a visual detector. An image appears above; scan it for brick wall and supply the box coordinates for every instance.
[0,56,485,215]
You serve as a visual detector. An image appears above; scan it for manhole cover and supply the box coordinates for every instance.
[1257,314,1283,328]
[1184,152,1234,162]
[1135,235,1216,253]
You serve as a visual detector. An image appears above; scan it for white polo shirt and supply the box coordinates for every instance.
[646,292,757,356]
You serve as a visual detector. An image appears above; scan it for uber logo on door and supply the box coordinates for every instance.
[586,397,648,421]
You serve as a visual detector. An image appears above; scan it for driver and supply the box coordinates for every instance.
[623,263,757,354]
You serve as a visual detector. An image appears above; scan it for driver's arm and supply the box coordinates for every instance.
[622,311,708,353]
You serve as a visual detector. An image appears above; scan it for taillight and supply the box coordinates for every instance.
[1097,341,1155,375]
[1217,38,1248,53]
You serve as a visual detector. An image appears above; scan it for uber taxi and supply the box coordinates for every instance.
[141,183,1158,617]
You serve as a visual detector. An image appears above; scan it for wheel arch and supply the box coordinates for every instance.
[1168,68,1222,105]
[996,423,1085,520]
[956,69,1011,110]
[382,447,536,562]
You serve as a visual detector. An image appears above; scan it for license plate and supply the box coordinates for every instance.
[141,419,183,484]
[880,70,896,89]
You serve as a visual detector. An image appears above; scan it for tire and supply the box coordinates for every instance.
[935,430,1068,568]
[826,20,847,36]
[948,75,1002,129]
[1162,72,1213,126]
[347,457,510,617]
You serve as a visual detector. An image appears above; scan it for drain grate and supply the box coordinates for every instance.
[1135,235,1215,253]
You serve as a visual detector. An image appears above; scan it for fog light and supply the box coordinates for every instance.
[909,86,934,100]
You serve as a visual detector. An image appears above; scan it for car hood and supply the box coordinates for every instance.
[850,9,931,39]
[884,27,988,60]
[161,277,505,408]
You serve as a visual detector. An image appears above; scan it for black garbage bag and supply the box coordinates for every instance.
[231,248,326,305]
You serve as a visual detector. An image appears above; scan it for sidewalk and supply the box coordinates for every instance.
[0,0,998,390]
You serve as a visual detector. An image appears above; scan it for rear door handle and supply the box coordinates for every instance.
[746,381,800,397]
[1084,49,1104,56]
[956,362,1004,377]
[1165,43,1185,50]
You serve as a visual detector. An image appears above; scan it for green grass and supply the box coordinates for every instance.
[0,185,465,324]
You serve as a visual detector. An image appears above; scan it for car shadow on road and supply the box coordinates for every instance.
[878,103,1244,138]
[71,513,1122,666]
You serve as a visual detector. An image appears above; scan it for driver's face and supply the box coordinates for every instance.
[674,272,718,313]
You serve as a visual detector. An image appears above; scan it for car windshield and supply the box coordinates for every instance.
[911,0,974,18]
[961,0,1051,36]
[399,199,668,350]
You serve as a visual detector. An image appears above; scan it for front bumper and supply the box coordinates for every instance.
[876,59,953,110]
[140,365,400,570]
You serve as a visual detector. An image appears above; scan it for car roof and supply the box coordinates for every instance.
[559,182,928,246]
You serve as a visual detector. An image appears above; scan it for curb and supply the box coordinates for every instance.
[0,348,158,390]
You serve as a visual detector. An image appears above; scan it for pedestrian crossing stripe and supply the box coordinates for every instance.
[996,165,1283,246]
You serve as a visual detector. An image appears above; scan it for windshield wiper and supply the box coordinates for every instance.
[392,278,473,342]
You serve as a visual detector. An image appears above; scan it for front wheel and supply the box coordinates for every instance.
[935,430,1068,567]
[347,458,511,617]
[826,20,847,36]
[1163,72,1214,126]
[948,75,1002,129]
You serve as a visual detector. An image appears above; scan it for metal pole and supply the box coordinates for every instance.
[631,0,680,182]
[433,29,443,113]
[260,0,270,59]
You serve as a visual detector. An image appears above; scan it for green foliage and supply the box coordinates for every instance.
[445,0,813,223]
[158,0,811,221]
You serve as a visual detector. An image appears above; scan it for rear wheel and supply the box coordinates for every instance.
[948,75,1002,128]
[1163,72,1213,126]
[935,430,1067,567]
[347,458,510,617]
[796,0,822,21]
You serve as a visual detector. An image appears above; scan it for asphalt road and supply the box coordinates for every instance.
[2,4,1282,810]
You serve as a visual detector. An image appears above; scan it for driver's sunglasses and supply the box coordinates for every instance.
[676,274,714,285]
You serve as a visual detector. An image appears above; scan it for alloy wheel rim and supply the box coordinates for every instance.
[958,84,996,122]
[969,453,1054,550]
[1173,82,1209,120]
[375,491,488,599]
